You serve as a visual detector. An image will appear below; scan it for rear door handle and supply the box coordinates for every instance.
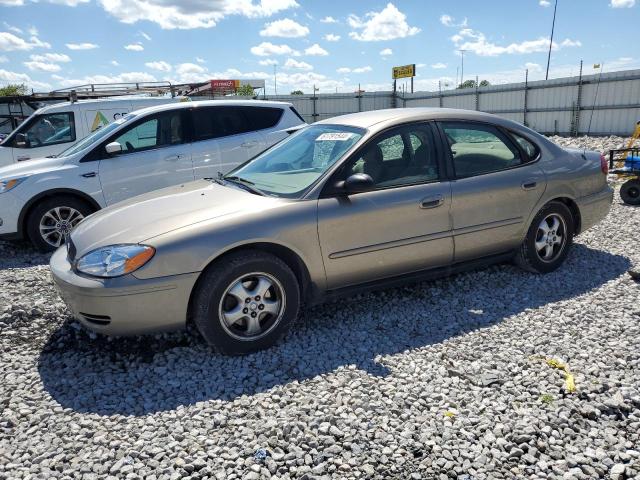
[81,172,97,178]
[521,180,538,190]
[420,194,444,209]
[17,155,30,161]
[164,154,182,161]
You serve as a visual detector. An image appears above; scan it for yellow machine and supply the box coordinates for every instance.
[608,120,640,205]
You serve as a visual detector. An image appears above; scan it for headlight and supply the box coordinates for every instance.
[75,244,155,278]
[0,177,27,194]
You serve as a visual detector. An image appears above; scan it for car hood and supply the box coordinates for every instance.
[70,179,286,256]
[0,155,68,178]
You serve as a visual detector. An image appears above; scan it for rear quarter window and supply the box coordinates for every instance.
[240,106,284,131]
[509,132,539,162]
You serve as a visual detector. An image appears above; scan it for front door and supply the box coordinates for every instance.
[98,110,194,205]
[438,121,547,262]
[317,122,453,290]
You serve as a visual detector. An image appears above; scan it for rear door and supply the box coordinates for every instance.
[438,121,546,262]
[97,110,194,205]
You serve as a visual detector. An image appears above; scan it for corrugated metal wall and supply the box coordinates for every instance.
[259,68,640,136]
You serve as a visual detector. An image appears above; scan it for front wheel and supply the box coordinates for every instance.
[192,250,300,355]
[515,201,574,274]
[620,179,640,205]
[26,196,94,252]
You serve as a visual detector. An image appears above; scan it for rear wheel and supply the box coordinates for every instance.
[515,201,574,274]
[620,179,640,205]
[26,196,94,252]
[192,250,300,355]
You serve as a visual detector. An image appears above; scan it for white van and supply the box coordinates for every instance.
[0,100,307,250]
[0,96,188,167]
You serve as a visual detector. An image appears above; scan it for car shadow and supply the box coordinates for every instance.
[37,244,630,416]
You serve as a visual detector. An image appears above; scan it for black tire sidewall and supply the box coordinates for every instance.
[521,202,574,274]
[26,196,94,252]
[620,180,640,205]
[193,251,300,355]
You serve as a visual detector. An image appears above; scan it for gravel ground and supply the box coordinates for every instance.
[1,136,639,480]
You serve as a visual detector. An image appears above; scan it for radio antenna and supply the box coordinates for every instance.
[584,62,604,155]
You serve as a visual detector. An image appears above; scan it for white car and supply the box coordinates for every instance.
[0,96,188,167]
[0,100,306,250]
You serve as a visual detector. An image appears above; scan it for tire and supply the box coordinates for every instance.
[620,179,640,205]
[192,250,301,355]
[26,195,94,252]
[515,201,574,274]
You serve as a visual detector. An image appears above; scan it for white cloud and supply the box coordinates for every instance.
[431,62,447,69]
[539,0,551,6]
[451,27,581,56]
[610,0,635,6]
[260,18,309,37]
[336,66,371,74]
[524,62,542,71]
[97,0,299,30]
[0,68,51,90]
[110,60,119,66]
[175,62,205,75]
[348,3,420,41]
[3,22,22,34]
[24,60,61,72]
[124,43,144,51]
[284,58,312,70]
[304,43,328,56]
[30,52,71,63]
[66,42,98,50]
[324,33,340,42]
[0,32,50,51]
[0,55,7,62]
[251,41,299,56]
[439,14,467,27]
[145,60,172,71]
[380,47,392,56]
[55,71,157,88]
[196,57,205,63]
[139,31,151,41]
[259,58,279,66]
[320,16,337,23]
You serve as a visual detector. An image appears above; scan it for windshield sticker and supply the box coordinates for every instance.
[316,132,354,141]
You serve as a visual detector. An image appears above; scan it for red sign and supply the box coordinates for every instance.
[211,80,239,91]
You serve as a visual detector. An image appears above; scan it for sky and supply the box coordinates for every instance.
[0,0,638,95]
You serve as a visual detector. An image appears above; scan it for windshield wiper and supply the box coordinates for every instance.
[222,175,264,196]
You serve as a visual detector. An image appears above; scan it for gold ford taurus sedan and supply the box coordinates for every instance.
[50,108,613,354]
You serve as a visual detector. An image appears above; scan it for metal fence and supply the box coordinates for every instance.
[255,68,640,136]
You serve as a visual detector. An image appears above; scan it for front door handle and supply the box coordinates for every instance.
[420,194,444,209]
[81,172,97,178]
[522,180,538,190]
[17,155,30,161]
[164,154,182,161]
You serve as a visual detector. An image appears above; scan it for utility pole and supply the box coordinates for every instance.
[546,0,558,80]
[459,49,466,87]
[274,64,277,95]
[455,67,459,89]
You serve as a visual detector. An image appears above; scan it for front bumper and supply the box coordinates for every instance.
[576,185,614,233]
[0,191,23,237]
[49,247,200,335]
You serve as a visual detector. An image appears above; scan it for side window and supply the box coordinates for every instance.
[440,122,522,178]
[241,107,283,130]
[111,112,183,155]
[510,132,539,162]
[15,112,75,148]
[192,106,250,141]
[343,124,438,188]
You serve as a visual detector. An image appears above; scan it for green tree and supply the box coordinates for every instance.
[290,89,304,95]
[235,84,255,96]
[0,83,28,96]
[480,79,491,87]
[457,79,491,89]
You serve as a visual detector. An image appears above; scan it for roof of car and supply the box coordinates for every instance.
[129,99,293,116]
[316,107,505,129]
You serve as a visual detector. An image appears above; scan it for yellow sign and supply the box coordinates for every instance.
[392,64,416,79]
[90,111,109,132]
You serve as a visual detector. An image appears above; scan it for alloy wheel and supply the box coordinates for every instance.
[38,206,85,248]
[534,213,567,263]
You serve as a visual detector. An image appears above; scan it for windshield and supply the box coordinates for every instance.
[57,113,136,157]
[227,124,365,198]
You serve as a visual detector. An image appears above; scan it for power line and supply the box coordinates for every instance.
[459,49,466,86]
[546,0,558,80]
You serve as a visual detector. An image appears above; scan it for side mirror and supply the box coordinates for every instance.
[105,141,122,154]
[15,133,27,148]
[337,173,374,194]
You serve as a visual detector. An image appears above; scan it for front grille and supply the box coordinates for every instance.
[79,312,111,326]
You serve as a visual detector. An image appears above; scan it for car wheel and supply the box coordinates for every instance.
[620,179,640,205]
[26,196,94,252]
[192,250,300,355]
[515,201,574,274]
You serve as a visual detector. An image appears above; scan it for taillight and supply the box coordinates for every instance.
[600,154,608,174]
